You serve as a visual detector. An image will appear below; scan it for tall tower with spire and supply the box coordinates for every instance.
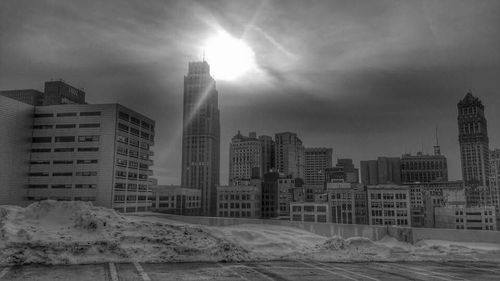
[457,91,490,187]
[181,61,220,216]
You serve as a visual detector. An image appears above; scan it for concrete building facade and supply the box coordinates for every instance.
[181,61,220,216]
[401,152,448,183]
[228,131,262,185]
[259,135,275,176]
[367,185,411,226]
[274,132,305,179]
[151,185,201,215]
[290,202,330,223]
[435,206,497,230]
[217,181,261,218]
[361,157,402,185]
[304,147,332,186]
[327,185,368,225]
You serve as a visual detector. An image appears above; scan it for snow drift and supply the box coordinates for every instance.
[1,201,499,266]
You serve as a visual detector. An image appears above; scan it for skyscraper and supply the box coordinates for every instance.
[274,132,305,179]
[259,135,275,175]
[304,147,332,186]
[457,92,490,186]
[181,61,220,216]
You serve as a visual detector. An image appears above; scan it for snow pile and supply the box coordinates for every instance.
[1,201,499,265]
[0,201,249,265]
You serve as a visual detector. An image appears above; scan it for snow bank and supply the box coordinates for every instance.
[1,201,499,265]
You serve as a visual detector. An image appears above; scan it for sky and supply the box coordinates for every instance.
[1,0,500,185]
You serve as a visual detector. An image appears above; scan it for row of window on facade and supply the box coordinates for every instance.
[31,159,98,165]
[117,135,150,149]
[218,211,255,218]
[118,123,154,141]
[34,111,101,118]
[118,111,154,132]
[28,184,96,189]
[29,172,98,177]
[115,171,148,180]
[370,193,407,200]
[27,196,96,201]
[116,158,149,170]
[117,146,149,160]
[31,147,99,153]
[114,183,149,191]
[218,202,254,209]
[32,135,100,143]
[33,123,100,129]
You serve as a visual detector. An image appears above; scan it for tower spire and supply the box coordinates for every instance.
[434,126,441,155]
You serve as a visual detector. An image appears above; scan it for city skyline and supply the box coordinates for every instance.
[1,0,500,185]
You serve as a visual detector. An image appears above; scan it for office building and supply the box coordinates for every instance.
[217,180,261,218]
[261,172,303,219]
[0,96,34,206]
[457,92,490,186]
[181,61,220,216]
[274,132,305,179]
[489,149,500,220]
[228,131,262,185]
[327,185,368,224]
[28,103,155,212]
[259,135,275,175]
[150,185,201,216]
[304,147,332,186]
[290,202,330,223]
[325,159,359,184]
[0,89,44,106]
[367,185,411,226]
[434,206,497,231]
[401,152,448,183]
[361,157,402,185]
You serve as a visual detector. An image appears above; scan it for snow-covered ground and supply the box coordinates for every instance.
[1,201,499,266]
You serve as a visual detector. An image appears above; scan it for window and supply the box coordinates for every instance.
[117,135,128,144]
[78,135,99,142]
[114,183,126,190]
[56,112,77,117]
[141,131,149,140]
[51,184,72,189]
[54,148,74,152]
[75,184,96,189]
[78,147,99,152]
[79,123,100,128]
[118,123,129,132]
[141,121,150,129]
[53,160,73,164]
[76,171,97,176]
[30,160,50,165]
[129,139,139,147]
[29,172,49,176]
[128,161,138,168]
[33,125,53,129]
[80,111,101,116]
[53,172,73,176]
[117,159,127,166]
[116,171,127,178]
[130,128,139,136]
[129,150,139,158]
[55,124,76,129]
[128,172,137,179]
[34,113,53,118]
[31,148,51,153]
[131,117,140,125]
[29,184,48,189]
[119,112,129,121]
[117,147,128,155]
[32,137,52,143]
[140,142,149,150]
[55,136,75,142]
[77,159,98,164]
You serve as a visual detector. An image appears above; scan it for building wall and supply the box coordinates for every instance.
[401,153,448,183]
[304,147,332,186]
[0,96,34,206]
[151,185,201,215]
[0,89,44,106]
[228,132,262,185]
[327,186,368,225]
[367,185,411,226]
[435,206,497,231]
[361,157,401,185]
[274,132,305,179]
[217,182,261,218]
[290,202,330,223]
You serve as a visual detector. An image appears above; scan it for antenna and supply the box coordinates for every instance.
[434,125,441,155]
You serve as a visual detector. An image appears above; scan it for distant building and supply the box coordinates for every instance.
[325,159,359,184]
[401,152,448,183]
[0,89,44,106]
[367,185,410,226]
[304,147,332,186]
[361,157,402,185]
[435,206,497,231]
[181,61,220,216]
[290,202,330,223]
[261,172,303,219]
[489,149,500,220]
[151,185,201,216]
[457,92,490,187]
[259,135,275,175]
[43,80,86,105]
[217,180,261,218]
[274,132,305,179]
[327,184,368,225]
[228,131,262,185]
[0,96,34,206]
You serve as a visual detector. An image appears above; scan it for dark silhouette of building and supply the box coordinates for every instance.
[0,89,44,106]
[43,80,86,105]
[181,61,220,216]
[259,135,275,175]
[361,157,401,185]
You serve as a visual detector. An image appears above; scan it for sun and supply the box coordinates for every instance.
[203,32,256,81]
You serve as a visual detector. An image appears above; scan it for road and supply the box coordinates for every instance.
[1,261,500,281]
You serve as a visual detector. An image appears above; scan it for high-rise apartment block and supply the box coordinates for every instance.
[181,61,220,216]
[304,147,332,186]
[361,157,402,185]
[401,152,448,183]
[274,132,305,179]
[228,131,262,185]
[457,92,490,186]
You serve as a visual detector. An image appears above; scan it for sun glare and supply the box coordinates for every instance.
[203,32,256,81]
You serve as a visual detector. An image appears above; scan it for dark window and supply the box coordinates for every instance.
[118,123,129,132]
[80,111,101,116]
[28,184,49,189]
[54,148,74,152]
[34,113,53,118]
[131,117,140,125]
[76,171,97,176]
[56,112,77,117]
[78,147,99,152]
[33,125,53,129]
[51,184,72,189]
[77,159,98,164]
[119,112,129,121]
[55,124,76,129]
[79,123,100,128]
[31,148,51,153]
[76,184,97,189]
[30,160,50,165]
[53,160,73,164]
[78,135,99,142]
[55,136,75,142]
[130,128,139,136]
[29,172,49,176]
[53,172,73,176]
[32,137,52,143]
